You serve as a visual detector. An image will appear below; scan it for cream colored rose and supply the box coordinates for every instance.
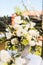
[11,38,19,44]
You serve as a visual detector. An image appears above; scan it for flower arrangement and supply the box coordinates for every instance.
[4,15,42,56]
[0,15,42,65]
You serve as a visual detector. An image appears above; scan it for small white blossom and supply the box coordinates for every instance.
[36,41,42,46]
[30,22,36,28]
[15,16,21,20]
[0,50,11,62]
[14,16,23,24]
[13,24,22,30]
[15,27,28,37]
[6,32,12,39]
[22,29,28,35]
[28,30,39,37]
[29,40,36,46]
[25,23,30,30]
[13,24,24,37]
[16,30,23,37]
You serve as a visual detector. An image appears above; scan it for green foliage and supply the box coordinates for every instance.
[15,7,22,15]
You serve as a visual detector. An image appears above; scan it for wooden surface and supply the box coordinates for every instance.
[0,43,5,50]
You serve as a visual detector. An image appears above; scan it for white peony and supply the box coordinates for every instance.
[0,50,11,62]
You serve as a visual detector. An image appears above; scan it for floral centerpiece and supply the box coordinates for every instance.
[5,15,42,56]
[0,15,42,65]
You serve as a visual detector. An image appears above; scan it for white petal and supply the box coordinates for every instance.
[11,38,18,44]
[6,32,12,39]
[36,41,42,46]
[0,50,11,62]
[29,41,36,46]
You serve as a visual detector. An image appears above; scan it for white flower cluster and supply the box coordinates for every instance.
[6,16,42,55]
[0,50,11,63]
[5,16,42,47]
[0,50,27,65]
[0,50,42,65]
[13,16,42,46]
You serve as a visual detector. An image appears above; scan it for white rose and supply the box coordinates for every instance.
[11,38,18,44]
[28,30,39,37]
